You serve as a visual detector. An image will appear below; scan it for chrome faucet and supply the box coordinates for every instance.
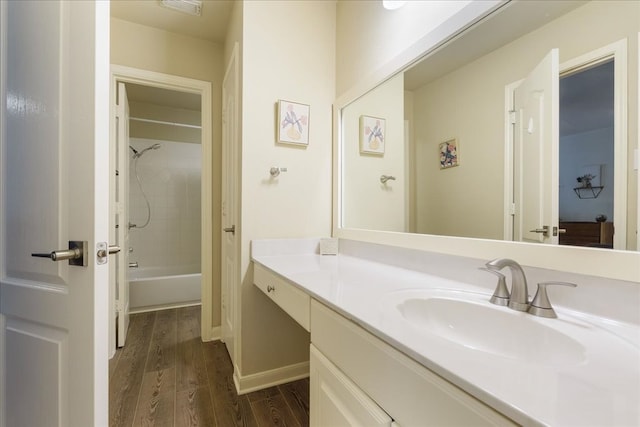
[484,258,529,312]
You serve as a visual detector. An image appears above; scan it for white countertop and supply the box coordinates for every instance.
[252,245,640,427]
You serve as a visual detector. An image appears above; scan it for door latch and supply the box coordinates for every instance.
[96,242,121,265]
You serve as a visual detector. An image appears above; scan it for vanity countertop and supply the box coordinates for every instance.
[251,242,640,426]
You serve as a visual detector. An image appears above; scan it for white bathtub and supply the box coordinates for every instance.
[129,266,201,312]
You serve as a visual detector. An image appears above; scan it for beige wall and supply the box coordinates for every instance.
[336,0,471,96]
[110,18,225,327]
[342,73,406,231]
[239,0,336,376]
[411,1,638,248]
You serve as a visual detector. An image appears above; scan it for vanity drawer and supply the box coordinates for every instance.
[254,262,310,332]
[311,299,516,427]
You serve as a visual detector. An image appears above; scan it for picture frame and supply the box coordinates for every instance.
[277,100,310,146]
[360,115,385,155]
[439,138,459,169]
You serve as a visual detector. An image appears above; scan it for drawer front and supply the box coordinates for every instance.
[254,263,310,332]
[311,300,516,427]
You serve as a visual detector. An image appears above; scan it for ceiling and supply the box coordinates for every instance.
[110,0,234,43]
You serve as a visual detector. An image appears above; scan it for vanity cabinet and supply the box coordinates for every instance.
[311,300,516,427]
[310,344,393,426]
[253,262,310,331]
[252,261,516,426]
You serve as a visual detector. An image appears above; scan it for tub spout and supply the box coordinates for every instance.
[129,262,139,268]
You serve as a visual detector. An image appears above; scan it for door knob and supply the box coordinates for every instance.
[529,226,549,237]
[32,241,88,266]
[223,225,235,235]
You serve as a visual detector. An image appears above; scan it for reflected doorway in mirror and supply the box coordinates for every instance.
[439,138,459,169]
[360,115,386,155]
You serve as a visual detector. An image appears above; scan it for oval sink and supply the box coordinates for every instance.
[397,294,587,365]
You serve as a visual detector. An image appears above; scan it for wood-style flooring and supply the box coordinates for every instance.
[109,306,310,427]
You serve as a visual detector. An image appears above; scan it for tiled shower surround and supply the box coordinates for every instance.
[128,138,201,275]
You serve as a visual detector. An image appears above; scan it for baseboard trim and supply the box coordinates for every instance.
[234,361,310,395]
[203,326,221,342]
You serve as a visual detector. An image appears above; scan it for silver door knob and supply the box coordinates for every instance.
[223,225,235,235]
[529,226,549,236]
[32,240,88,266]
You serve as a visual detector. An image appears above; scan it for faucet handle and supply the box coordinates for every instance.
[479,267,510,306]
[528,282,577,318]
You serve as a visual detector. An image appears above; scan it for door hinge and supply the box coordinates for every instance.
[509,110,517,124]
[509,203,516,216]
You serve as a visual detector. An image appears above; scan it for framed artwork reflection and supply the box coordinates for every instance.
[439,138,459,169]
[360,115,385,155]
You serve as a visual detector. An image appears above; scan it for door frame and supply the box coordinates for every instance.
[109,65,214,356]
[504,40,628,249]
[559,39,628,250]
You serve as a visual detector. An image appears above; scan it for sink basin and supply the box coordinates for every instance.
[393,290,587,365]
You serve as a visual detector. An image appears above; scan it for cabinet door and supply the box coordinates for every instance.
[310,345,392,427]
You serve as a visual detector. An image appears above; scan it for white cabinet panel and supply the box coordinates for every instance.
[311,345,392,427]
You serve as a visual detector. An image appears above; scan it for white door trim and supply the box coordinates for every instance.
[559,39,628,250]
[109,65,214,351]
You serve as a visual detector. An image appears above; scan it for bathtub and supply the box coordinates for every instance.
[129,266,201,312]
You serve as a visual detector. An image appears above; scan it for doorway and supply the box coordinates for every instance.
[558,40,628,250]
[559,59,615,248]
[504,40,627,250]
[109,66,213,356]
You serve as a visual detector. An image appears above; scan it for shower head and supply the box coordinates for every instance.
[129,145,139,156]
[133,143,161,159]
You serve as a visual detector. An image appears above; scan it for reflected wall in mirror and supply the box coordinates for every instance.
[340,0,638,251]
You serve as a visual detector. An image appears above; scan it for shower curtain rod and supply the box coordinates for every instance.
[130,116,202,130]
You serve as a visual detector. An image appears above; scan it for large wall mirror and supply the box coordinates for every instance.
[338,0,638,256]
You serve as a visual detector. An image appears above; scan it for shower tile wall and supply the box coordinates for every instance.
[129,138,201,274]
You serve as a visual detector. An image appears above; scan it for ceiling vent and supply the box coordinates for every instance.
[160,0,202,16]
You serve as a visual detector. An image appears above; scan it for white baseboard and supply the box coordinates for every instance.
[233,361,310,395]
[202,326,221,342]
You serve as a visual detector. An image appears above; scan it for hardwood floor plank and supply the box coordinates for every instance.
[204,341,258,427]
[176,307,208,392]
[110,307,309,427]
[278,379,310,427]
[145,308,178,372]
[110,346,123,381]
[110,311,156,427]
[251,394,301,427]
[247,386,281,403]
[133,368,177,427]
[175,387,216,427]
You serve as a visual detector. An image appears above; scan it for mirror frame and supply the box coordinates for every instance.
[332,1,639,282]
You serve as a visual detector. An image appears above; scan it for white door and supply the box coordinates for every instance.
[0,1,109,426]
[116,82,131,347]
[513,49,560,244]
[221,44,239,362]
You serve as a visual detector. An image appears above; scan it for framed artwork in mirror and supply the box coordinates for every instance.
[439,138,459,169]
[360,115,385,155]
[277,99,310,146]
